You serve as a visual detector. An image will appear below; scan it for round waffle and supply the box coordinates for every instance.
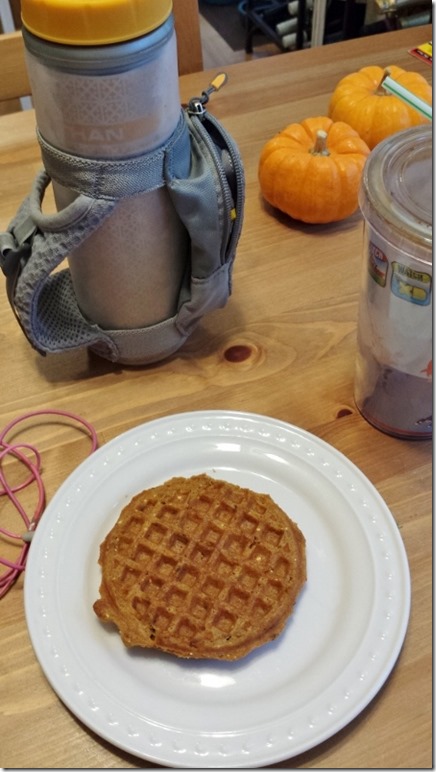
[93,474,306,660]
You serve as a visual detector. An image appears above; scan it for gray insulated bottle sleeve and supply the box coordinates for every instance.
[0,108,245,365]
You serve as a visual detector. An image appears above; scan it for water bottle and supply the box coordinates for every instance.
[20,0,189,331]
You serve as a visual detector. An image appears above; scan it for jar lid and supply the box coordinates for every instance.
[21,0,173,45]
[359,125,432,252]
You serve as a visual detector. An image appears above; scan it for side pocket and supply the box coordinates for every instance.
[165,110,245,335]
[197,111,245,268]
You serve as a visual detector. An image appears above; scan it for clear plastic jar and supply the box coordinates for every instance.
[354,125,432,438]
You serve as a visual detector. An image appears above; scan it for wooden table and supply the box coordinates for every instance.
[1,26,432,769]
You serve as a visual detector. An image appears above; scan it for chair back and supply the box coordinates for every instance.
[0,30,30,103]
[173,0,204,75]
[0,0,203,109]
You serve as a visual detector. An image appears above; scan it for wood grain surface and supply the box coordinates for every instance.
[0,25,432,769]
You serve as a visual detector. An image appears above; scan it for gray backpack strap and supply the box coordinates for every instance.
[1,170,118,358]
[0,104,245,365]
[37,110,188,199]
[0,111,191,360]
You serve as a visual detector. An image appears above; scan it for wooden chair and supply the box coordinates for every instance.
[173,0,204,75]
[0,29,30,105]
[0,0,203,109]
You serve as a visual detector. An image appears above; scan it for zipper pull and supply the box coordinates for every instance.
[188,72,228,116]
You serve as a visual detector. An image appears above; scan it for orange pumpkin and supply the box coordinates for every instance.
[258,116,370,224]
[328,65,432,149]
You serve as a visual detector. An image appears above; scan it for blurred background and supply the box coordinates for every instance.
[1,0,432,71]
[199,0,432,66]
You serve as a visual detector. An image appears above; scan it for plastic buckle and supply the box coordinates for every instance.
[0,218,37,278]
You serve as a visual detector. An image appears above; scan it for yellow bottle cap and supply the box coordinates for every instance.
[21,0,173,45]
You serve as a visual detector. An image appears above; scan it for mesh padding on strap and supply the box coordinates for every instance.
[1,107,245,365]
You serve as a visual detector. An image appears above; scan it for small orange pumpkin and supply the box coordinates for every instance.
[328,65,432,149]
[258,116,370,224]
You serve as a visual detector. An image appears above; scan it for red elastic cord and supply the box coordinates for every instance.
[0,409,98,599]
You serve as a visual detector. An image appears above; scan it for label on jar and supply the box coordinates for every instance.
[355,225,432,437]
[368,242,388,287]
[363,228,432,378]
[390,261,432,306]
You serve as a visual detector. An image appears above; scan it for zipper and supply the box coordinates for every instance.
[187,74,245,265]
[187,72,228,117]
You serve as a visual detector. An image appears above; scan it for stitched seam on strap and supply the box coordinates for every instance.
[37,110,188,200]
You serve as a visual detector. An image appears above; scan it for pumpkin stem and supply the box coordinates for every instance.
[376,67,392,96]
[311,130,330,156]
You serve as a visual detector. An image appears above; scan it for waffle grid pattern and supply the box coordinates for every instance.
[95,475,306,659]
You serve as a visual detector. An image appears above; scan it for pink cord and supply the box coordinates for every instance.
[0,409,98,598]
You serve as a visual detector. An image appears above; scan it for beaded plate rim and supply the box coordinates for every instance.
[24,410,410,768]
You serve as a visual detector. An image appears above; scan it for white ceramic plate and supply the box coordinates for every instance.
[24,410,410,768]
